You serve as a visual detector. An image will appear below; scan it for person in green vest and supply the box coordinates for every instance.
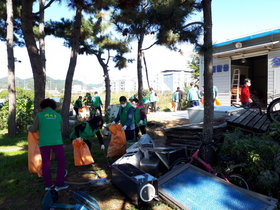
[83,92,93,107]
[131,98,147,140]
[28,98,69,191]
[73,96,83,118]
[111,96,135,141]
[129,94,138,102]
[92,91,103,116]
[70,116,105,150]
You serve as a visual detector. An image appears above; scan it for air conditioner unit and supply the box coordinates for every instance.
[112,163,158,205]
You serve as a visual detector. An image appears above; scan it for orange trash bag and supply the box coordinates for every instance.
[200,97,204,105]
[28,131,42,177]
[107,124,126,158]
[72,139,94,166]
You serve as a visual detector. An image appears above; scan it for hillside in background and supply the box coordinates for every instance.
[0,76,102,92]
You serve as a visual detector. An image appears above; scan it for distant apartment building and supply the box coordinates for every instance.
[161,70,193,91]
[95,69,193,93]
[111,76,138,93]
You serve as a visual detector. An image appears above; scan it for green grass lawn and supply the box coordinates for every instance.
[0,130,174,210]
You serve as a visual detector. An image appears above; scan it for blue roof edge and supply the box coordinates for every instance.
[213,28,280,48]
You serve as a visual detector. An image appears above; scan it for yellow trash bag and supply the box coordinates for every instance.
[215,98,222,105]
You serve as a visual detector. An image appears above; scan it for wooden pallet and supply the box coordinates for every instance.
[227,109,271,133]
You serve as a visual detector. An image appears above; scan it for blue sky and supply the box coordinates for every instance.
[1,0,280,83]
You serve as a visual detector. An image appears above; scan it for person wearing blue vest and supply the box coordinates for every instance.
[111,96,135,141]
[28,98,69,191]
[131,98,147,140]
[70,116,105,150]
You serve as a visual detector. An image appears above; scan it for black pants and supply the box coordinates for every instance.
[177,100,182,110]
[95,106,102,116]
[135,126,146,139]
[124,130,135,141]
[150,102,157,112]
[71,138,91,150]
[74,108,79,117]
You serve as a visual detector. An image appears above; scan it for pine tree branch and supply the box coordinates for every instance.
[32,0,56,17]
[142,40,159,51]
[182,21,204,29]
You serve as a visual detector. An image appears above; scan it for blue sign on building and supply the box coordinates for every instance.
[272,57,280,66]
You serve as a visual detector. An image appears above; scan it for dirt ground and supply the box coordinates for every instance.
[1,112,189,209]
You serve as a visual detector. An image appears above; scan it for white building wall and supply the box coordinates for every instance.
[161,70,193,92]
[200,57,231,106]
[268,49,280,102]
[213,58,231,106]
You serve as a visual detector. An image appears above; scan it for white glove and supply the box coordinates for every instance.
[249,98,253,103]
[122,125,127,130]
[111,121,116,125]
[100,144,105,150]
[77,137,82,141]
[138,120,143,125]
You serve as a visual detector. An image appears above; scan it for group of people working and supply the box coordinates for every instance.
[183,78,252,108]
[184,82,219,107]
[171,87,184,111]
[112,96,147,141]
[73,91,103,118]
[27,92,149,191]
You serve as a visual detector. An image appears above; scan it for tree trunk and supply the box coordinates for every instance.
[96,54,111,109]
[61,5,82,137]
[39,0,46,80]
[6,0,17,136]
[137,32,144,105]
[21,0,45,114]
[143,51,151,91]
[202,0,213,142]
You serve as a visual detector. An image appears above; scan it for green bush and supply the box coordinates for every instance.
[0,98,34,133]
[219,130,280,196]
